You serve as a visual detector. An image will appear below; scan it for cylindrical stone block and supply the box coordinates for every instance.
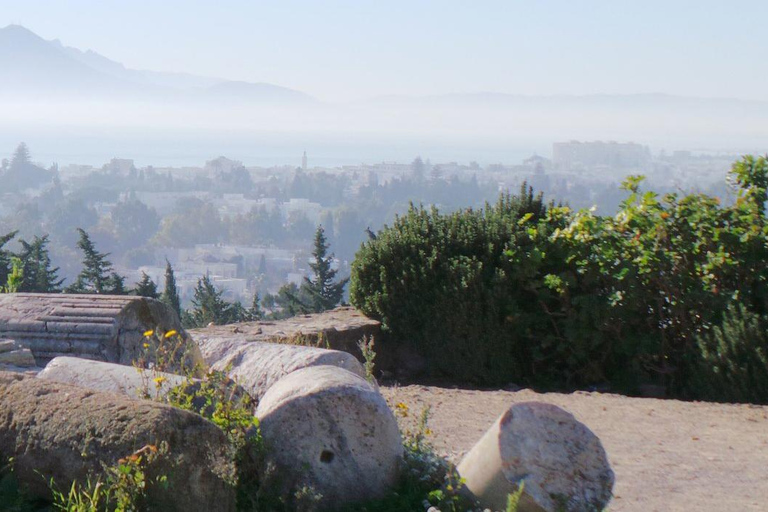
[37,356,188,399]
[457,401,614,512]
[195,334,371,400]
[36,356,253,421]
[255,365,402,509]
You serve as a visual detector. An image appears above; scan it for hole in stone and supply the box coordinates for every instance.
[320,450,335,464]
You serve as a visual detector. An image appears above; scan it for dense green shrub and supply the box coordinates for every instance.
[350,186,552,385]
[351,156,768,397]
[690,305,768,404]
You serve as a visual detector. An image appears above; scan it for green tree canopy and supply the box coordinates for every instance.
[134,272,159,299]
[302,226,348,313]
[67,228,126,294]
[183,275,247,328]
[110,199,160,251]
[17,235,63,292]
[0,231,18,287]
[4,143,55,192]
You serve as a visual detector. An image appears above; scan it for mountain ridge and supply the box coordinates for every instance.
[2,25,764,108]
[0,24,314,102]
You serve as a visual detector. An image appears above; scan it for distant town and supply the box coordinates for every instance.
[0,140,741,308]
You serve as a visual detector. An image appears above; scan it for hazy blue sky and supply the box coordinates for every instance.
[1,0,766,102]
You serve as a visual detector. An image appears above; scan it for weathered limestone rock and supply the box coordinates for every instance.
[37,356,188,399]
[0,339,18,352]
[0,371,236,511]
[189,306,430,380]
[255,365,402,509]
[0,339,36,367]
[190,306,381,358]
[194,334,369,400]
[37,356,253,420]
[0,293,202,371]
[457,402,614,512]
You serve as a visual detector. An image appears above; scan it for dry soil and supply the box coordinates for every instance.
[380,385,768,511]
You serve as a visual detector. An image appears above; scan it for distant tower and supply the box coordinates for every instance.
[302,151,308,170]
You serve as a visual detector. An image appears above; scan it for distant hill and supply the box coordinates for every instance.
[204,80,315,103]
[51,38,221,91]
[0,24,314,103]
[0,24,130,97]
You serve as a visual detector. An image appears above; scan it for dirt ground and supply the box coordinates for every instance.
[380,385,768,511]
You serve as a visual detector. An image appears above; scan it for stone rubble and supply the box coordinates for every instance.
[0,293,202,371]
[194,332,370,400]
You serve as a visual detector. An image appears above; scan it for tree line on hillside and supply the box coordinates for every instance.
[351,155,768,404]
[0,225,348,328]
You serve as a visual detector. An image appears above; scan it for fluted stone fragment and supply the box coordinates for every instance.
[0,293,201,371]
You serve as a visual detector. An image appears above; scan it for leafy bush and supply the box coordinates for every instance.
[691,305,768,404]
[352,156,768,397]
[351,186,551,385]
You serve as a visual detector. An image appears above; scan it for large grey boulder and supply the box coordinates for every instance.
[0,293,202,371]
[194,334,369,400]
[0,371,236,511]
[37,356,188,399]
[456,401,614,512]
[255,365,402,509]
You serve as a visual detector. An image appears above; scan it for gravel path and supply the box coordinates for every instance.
[380,385,768,511]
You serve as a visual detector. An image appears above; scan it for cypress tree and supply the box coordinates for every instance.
[161,259,182,319]
[248,292,264,321]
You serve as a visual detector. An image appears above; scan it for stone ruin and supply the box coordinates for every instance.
[193,330,373,400]
[190,306,381,356]
[457,402,614,511]
[0,293,201,370]
[0,294,615,511]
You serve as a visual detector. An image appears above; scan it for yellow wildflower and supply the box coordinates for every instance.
[143,330,154,337]
[164,330,178,338]
[153,376,167,386]
[142,343,150,349]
